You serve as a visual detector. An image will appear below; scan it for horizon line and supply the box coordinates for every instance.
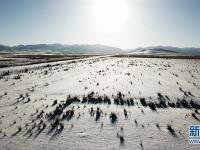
[1,43,200,50]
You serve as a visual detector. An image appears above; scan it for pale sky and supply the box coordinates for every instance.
[0,0,200,49]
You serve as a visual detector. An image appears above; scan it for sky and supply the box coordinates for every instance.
[0,0,200,49]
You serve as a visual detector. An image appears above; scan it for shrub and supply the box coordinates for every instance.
[52,100,57,106]
[167,124,175,134]
[148,102,156,111]
[140,98,147,107]
[110,112,117,124]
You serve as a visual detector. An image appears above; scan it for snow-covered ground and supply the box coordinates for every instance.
[0,56,200,150]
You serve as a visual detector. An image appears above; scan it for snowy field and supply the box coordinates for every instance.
[0,56,200,150]
[0,53,94,68]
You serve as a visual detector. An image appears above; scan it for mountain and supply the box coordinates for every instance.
[1,44,200,55]
[0,45,12,51]
[128,46,200,55]
[0,44,123,54]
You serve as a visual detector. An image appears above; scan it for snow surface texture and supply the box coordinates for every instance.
[0,56,200,150]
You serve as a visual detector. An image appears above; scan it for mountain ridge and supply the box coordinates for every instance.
[0,44,200,55]
[0,44,122,54]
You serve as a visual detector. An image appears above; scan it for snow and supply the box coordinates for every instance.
[0,56,200,150]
